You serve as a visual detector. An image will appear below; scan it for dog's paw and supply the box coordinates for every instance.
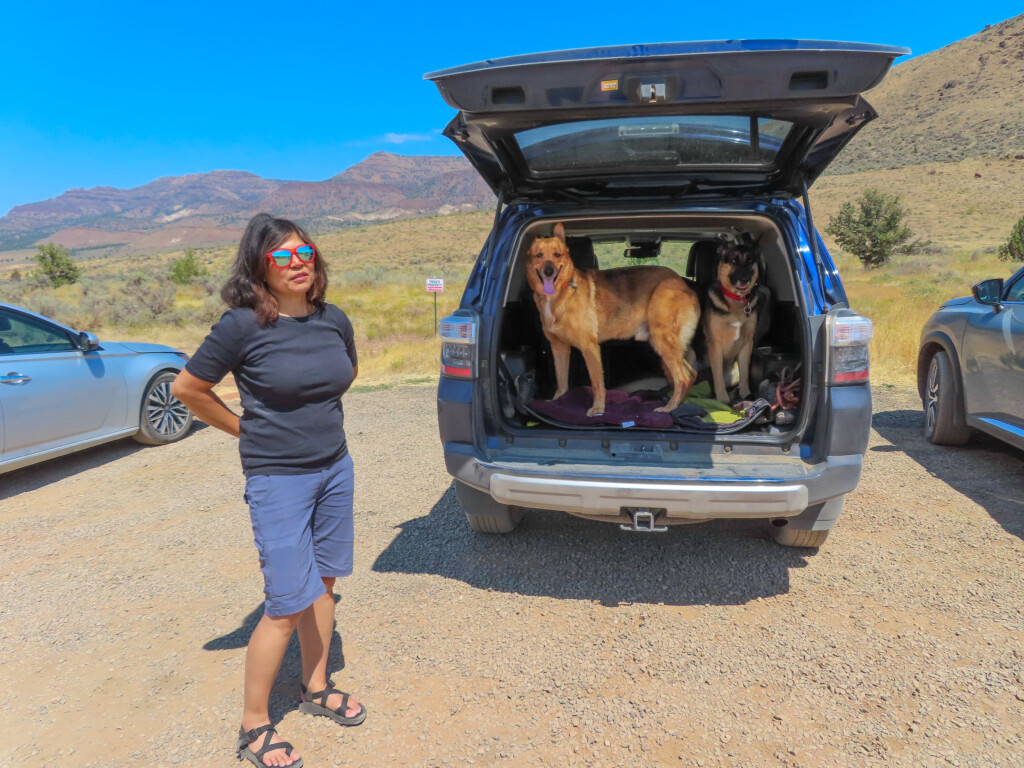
[586,407,605,417]
[653,405,672,413]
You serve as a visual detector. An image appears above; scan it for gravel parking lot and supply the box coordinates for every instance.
[1,383,1022,768]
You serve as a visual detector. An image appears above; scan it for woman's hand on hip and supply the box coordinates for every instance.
[170,369,241,438]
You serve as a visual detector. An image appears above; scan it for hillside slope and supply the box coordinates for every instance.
[832,14,1024,173]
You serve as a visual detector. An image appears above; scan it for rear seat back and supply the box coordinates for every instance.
[686,240,719,290]
[566,236,597,270]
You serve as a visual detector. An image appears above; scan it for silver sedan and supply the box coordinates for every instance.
[0,302,194,474]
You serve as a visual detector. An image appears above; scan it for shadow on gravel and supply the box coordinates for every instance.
[873,408,1024,541]
[372,485,813,606]
[0,423,210,501]
[202,594,349,721]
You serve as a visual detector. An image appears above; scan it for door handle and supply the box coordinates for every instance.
[1,372,31,385]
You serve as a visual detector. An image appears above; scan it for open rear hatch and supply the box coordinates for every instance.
[425,40,907,200]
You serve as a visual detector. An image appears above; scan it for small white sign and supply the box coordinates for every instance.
[426,278,444,292]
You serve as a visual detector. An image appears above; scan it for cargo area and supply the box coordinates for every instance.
[493,215,808,438]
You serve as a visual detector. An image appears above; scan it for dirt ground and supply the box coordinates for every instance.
[1,384,1022,768]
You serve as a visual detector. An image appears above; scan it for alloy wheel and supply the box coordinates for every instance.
[925,357,940,435]
[145,381,191,437]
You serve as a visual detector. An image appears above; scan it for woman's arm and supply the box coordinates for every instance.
[171,369,241,438]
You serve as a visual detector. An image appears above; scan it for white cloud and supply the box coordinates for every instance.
[382,131,436,144]
[346,129,442,147]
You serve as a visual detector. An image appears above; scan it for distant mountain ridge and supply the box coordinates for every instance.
[0,153,494,253]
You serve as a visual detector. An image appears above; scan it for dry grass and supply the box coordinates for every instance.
[349,337,445,392]
[315,212,493,273]
[836,248,1008,385]
[816,158,1024,250]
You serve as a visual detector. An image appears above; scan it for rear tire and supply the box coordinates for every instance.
[771,526,830,548]
[133,371,194,445]
[454,481,523,534]
[924,351,971,446]
[769,496,844,549]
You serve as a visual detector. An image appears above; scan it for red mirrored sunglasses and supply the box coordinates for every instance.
[265,244,316,268]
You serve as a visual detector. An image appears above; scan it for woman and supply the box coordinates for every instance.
[173,213,364,768]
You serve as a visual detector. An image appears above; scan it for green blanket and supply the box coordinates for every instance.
[684,381,746,424]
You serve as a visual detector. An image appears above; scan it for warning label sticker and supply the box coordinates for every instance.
[600,80,619,92]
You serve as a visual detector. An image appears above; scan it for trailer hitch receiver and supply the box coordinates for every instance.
[620,507,668,533]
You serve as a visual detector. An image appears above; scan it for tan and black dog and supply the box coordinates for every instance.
[701,236,768,403]
[526,222,701,417]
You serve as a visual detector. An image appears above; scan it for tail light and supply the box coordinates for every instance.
[440,312,478,379]
[828,312,873,385]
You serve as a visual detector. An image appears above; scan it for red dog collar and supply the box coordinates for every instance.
[720,284,749,304]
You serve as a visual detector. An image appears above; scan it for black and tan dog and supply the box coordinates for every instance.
[526,222,701,417]
[701,235,769,404]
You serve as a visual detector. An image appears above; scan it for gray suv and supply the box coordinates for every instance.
[918,265,1024,450]
[428,40,906,547]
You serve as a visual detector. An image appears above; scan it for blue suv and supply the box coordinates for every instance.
[427,40,906,548]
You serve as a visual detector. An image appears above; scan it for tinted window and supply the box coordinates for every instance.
[516,116,793,175]
[0,310,75,355]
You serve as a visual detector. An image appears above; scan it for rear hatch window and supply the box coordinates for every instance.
[517,116,795,175]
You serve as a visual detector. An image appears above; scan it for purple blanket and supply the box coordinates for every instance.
[529,387,674,428]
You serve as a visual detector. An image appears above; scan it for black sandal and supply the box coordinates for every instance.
[236,724,304,767]
[299,680,367,726]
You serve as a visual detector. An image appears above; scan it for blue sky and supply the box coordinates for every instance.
[1,1,1020,217]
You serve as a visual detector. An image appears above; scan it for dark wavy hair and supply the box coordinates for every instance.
[221,213,328,325]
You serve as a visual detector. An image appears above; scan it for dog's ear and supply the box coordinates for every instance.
[716,243,730,259]
[553,222,566,241]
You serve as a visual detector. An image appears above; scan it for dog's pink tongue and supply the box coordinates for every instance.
[542,275,556,295]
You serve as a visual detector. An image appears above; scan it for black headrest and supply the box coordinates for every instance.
[0,316,11,332]
[565,236,597,270]
[686,240,719,289]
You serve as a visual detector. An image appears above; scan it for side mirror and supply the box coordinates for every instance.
[972,278,1004,307]
[77,331,100,352]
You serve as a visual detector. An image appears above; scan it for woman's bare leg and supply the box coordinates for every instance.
[241,611,303,767]
[297,577,361,717]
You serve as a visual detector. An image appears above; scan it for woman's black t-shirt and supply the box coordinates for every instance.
[186,305,357,476]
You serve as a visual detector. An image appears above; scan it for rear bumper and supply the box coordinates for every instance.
[491,473,808,518]
[445,450,861,519]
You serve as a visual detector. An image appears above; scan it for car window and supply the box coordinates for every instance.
[0,310,76,355]
[1005,273,1024,302]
